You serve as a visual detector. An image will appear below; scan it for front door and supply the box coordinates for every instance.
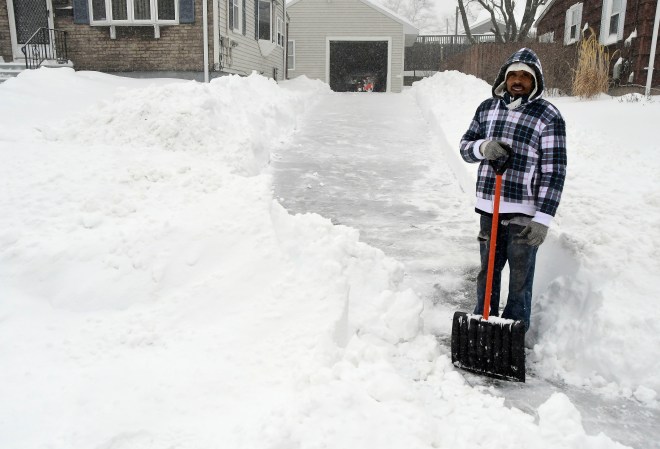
[8,0,53,60]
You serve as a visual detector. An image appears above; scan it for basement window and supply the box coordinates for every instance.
[90,0,178,25]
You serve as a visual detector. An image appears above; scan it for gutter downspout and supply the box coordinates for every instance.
[213,0,220,71]
[283,0,287,80]
[646,0,660,96]
[203,0,210,82]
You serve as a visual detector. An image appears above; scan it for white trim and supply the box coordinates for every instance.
[229,0,242,33]
[213,0,220,67]
[539,31,555,43]
[357,0,417,35]
[258,0,273,41]
[277,16,284,47]
[325,36,392,93]
[7,0,55,59]
[286,0,418,37]
[203,0,209,82]
[534,0,558,26]
[600,0,627,46]
[88,0,179,26]
[564,2,583,45]
[6,0,18,58]
[287,39,295,71]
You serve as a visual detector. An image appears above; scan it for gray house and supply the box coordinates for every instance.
[286,0,418,93]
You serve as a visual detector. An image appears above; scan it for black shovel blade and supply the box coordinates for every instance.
[451,311,525,382]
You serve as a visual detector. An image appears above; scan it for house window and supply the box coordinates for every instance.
[90,0,178,24]
[539,31,555,43]
[287,40,295,70]
[229,0,242,32]
[258,0,272,41]
[158,0,175,20]
[600,0,626,45]
[609,0,622,35]
[277,17,284,47]
[563,3,582,45]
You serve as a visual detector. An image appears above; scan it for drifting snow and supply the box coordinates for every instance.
[0,67,650,448]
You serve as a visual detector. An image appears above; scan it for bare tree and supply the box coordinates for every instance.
[457,0,476,44]
[382,0,435,30]
[458,0,548,43]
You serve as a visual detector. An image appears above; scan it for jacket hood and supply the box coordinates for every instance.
[492,48,545,101]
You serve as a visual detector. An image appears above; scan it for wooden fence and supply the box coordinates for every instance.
[405,35,496,72]
[438,42,579,93]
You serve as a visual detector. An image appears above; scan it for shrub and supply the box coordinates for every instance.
[572,28,610,99]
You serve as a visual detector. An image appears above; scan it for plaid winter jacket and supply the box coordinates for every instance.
[460,48,567,226]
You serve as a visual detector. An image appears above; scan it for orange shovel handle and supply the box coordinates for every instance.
[483,172,503,321]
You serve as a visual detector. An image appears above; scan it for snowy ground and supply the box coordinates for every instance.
[0,68,658,448]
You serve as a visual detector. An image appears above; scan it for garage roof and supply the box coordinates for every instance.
[287,0,420,43]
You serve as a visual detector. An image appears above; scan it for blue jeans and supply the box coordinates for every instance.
[474,215,538,331]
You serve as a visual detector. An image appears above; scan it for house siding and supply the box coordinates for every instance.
[48,0,208,73]
[221,0,285,78]
[287,0,406,92]
[2,0,284,80]
[536,0,659,87]
[0,1,11,61]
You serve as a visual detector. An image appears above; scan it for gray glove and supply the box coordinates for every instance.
[480,140,511,160]
[517,222,548,247]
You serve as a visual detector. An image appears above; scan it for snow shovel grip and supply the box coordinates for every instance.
[483,156,510,321]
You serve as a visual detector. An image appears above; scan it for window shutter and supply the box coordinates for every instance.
[180,0,195,23]
[564,8,571,44]
[254,0,259,40]
[73,0,90,24]
[242,0,247,35]
[617,0,626,41]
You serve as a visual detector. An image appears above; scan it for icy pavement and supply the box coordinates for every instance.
[271,92,660,449]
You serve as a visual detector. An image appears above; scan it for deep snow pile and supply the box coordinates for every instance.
[411,71,660,405]
[0,68,633,448]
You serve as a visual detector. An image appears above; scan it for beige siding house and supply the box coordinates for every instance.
[220,0,287,78]
[286,0,418,92]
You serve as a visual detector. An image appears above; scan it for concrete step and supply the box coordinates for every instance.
[0,62,25,83]
[0,59,74,83]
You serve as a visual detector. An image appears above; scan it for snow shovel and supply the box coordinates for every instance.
[450,157,526,382]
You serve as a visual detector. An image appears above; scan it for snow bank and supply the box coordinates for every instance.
[0,68,633,448]
[411,71,660,404]
[0,69,422,448]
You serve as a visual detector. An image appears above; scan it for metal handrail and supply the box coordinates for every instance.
[20,28,68,70]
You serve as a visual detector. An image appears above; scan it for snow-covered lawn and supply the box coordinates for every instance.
[0,67,657,448]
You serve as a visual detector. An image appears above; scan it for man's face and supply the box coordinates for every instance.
[506,70,534,97]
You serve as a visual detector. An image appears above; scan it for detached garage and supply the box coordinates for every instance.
[286,0,419,93]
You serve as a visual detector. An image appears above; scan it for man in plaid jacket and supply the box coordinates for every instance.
[459,48,567,331]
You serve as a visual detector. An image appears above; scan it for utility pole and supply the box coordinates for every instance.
[455,6,459,37]
[646,0,660,97]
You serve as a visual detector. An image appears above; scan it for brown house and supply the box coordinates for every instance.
[1,0,287,81]
[535,0,659,88]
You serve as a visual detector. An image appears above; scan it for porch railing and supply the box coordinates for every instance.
[20,28,68,70]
